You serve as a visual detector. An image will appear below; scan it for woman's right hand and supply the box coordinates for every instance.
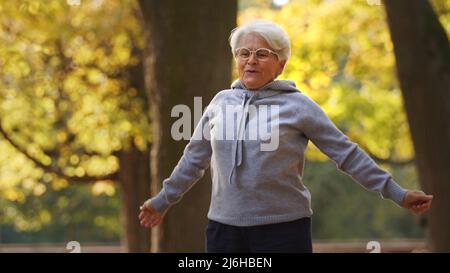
[401,190,433,215]
[139,202,164,228]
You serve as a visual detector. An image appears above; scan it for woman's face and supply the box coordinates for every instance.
[236,34,286,90]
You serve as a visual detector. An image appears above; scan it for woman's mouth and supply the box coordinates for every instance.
[245,70,259,74]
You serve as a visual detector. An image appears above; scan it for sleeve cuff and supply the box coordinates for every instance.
[383,179,408,207]
[144,189,172,214]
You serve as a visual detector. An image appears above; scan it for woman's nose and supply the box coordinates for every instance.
[247,53,258,64]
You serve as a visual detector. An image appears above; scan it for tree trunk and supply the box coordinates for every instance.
[118,143,151,252]
[116,44,152,253]
[383,0,450,252]
[138,0,237,252]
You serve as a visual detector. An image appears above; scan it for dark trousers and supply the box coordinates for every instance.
[205,217,312,253]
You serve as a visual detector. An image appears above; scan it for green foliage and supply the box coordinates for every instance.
[0,182,121,243]
[305,160,424,239]
[0,0,147,240]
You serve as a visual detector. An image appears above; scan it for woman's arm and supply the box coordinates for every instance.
[140,102,214,222]
[298,95,432,211]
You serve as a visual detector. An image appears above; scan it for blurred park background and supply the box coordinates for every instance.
[0,0,449,252]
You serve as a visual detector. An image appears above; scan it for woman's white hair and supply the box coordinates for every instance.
[229,20,291,62]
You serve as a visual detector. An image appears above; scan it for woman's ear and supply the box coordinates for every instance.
[277,60,287,76]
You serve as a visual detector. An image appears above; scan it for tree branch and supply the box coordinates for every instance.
[0,121,118,183]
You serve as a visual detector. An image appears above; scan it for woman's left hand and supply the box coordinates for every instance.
[402,190,433,214]
[139,202,164,228]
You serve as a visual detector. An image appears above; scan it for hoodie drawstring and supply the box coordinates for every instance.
[228,93,252,184]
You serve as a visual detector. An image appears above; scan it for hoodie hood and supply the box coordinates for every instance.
[231,79,299,99]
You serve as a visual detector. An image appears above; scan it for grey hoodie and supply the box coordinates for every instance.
[147,80,407,226]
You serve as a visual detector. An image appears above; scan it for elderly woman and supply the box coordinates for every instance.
[139,20,433,253]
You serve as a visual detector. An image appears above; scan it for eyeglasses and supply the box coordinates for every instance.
[235,47,279,61]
